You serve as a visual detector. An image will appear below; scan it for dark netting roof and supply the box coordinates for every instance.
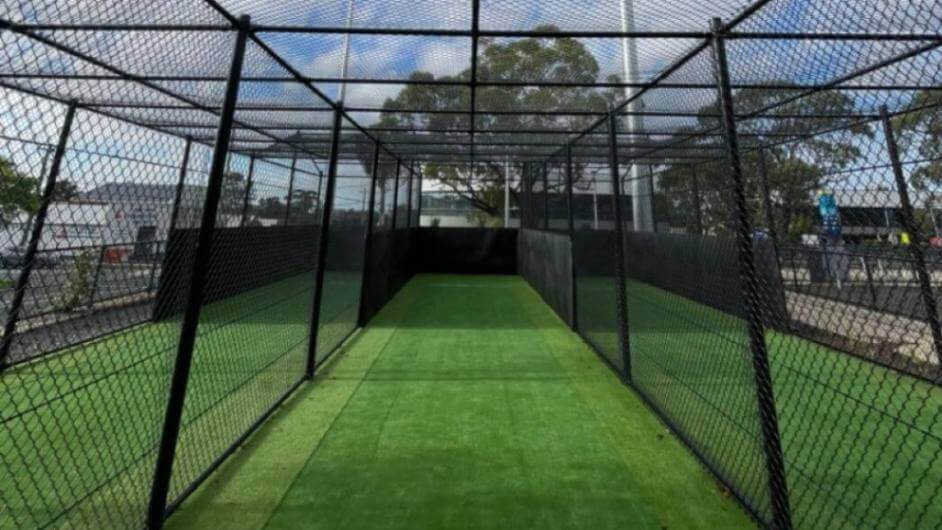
[0,0,939,167]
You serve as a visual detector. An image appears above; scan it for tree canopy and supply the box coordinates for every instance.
[373,25,618,218]
[657,89,873,240]
[0,157,39,227]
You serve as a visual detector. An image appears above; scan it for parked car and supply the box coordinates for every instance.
[0,245,57,268]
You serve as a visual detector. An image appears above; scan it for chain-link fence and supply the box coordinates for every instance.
[2,0,941,529]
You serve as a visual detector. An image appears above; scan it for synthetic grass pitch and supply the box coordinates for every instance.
[166,275,751,530]
[0,271,360,529]
[622,279,942,529]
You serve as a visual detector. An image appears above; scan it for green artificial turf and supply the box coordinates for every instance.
[166,274,752,530]
[620,279,942,529]
[0,272,361,529]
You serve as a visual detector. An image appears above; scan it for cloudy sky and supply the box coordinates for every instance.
[0,0,939,206]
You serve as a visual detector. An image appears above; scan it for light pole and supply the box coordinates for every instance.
[621,0,654,232]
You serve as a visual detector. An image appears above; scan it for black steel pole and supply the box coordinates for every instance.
[150,136,194,294]
[146,16,250,529]
[757,148,792,328]
[357,140,381,326]
[87,244,107,309]
[542,161,550,230]
[523,162,536,228]
[566,145,578,330]
[167,136,193,233]
[305,108,345,379]
[0,101,77,370]
[606,112,632,382]
[690,164,704,235]
[391,160,401,230]
[758,149,783,267]
[404,161,414,229]
[711,18,792,530]
[284,153,298,225]
[239,155,256,227]
[415,165,423,226]
[881,105,942,368]
[647,165,658,233]
[314,169,325,222]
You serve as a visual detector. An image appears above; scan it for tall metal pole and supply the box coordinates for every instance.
[284,153,298,225]
[337,0,355,104]
[621,0,653,233]
[146,16,250,529]
[607,112,632,381]
[0,101,77,370]
[305,108,345,379]
[881,105,942,368]
[391,160,401,230]
[357,140,382,326]
[711,18,792,530]
[239,154,255,227]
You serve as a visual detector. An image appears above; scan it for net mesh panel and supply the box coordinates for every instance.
[312,121,370,364]
[517,228,573,327]
[394,163,410,228]
[1,0,941,528]
[570,119,624,373]
[166,38,323,505]
[617,51,774,520]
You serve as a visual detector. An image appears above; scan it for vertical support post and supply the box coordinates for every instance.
[19,144,53,247]
[566,145,578,330]
[647,165,657,232]
[542,161,550,230]
[690,164,704,235]
[313,169,325,223]
[711,18,792,530]
[150,136,194,294]
[757,148,790,325]
[758,149,783,269]
[87,244,107,309]
[391,160,401,230]
[862,255,878,307]
[168,137,194,234]
[504,159,511,228]
[606,112,632,381]
[881,105,942,367]
[415,165,424,227]
[146,17,250,529]
[357,140,381,326]
[305,108,345,379]
[239,155,256,227]
[0,100,77,370]
[405,161,414,229]
[284,153,298,225]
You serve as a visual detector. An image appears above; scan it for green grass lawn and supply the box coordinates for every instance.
[0,271,361,529]
[621,279,942,529]
[165,274,751,530]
